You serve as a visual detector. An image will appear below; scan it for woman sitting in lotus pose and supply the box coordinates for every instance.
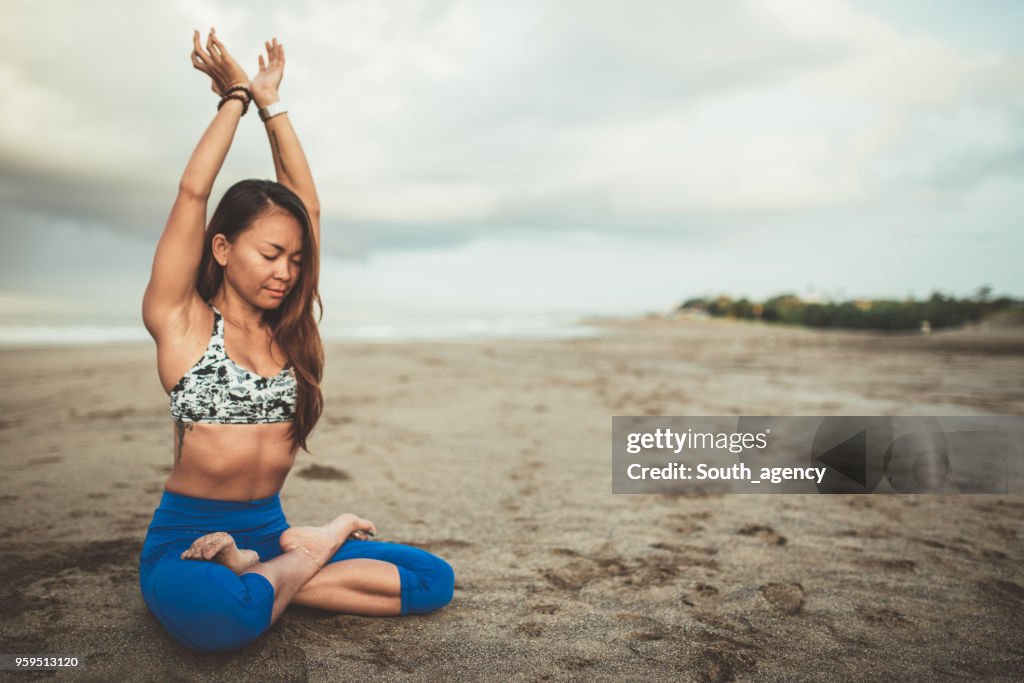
[138,28,454,652]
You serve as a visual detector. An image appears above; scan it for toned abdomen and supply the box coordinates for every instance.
[164,421,298,501]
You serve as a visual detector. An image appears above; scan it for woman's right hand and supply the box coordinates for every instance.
[339,513,378,540]
[191,28,250,96]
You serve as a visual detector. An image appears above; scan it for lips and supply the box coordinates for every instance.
[266,287,287,295]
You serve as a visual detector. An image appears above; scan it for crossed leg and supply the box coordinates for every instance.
[291,557,403,615]
[288,538,454,617]
[149,523,455,652]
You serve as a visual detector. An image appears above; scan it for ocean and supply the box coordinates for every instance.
[0,314,606,347]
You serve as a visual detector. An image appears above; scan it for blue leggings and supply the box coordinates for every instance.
[138,489,454,652]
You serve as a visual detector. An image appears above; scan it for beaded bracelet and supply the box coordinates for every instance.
[217,92,249,116]
[223,84,252,103]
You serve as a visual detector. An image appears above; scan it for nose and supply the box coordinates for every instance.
[273,260,292,282]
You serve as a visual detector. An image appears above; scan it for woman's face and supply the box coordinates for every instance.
[215,209,304,309]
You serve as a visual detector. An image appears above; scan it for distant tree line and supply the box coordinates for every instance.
[677,286,1022,331]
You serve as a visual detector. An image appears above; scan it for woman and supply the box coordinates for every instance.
[138,29,454,653]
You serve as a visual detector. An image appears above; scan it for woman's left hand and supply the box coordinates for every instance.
[250,37,285,107]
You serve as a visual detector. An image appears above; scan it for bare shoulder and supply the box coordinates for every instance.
[147,292,215,394]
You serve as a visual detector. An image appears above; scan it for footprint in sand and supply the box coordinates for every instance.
[982,549,1009,561]
[296,464,350,481]
[857,606,909,627]
[25,456,63,467]
[978,578,1024,608]
[680,582,721,607]
[855,557,916,572]
[759,582,805,614]
[616,613,669,641]
[514,621,544,637]
[737,524,787,545]
[694,582,719,598]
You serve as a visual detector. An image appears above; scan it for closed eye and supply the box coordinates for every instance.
[262,255,302,265]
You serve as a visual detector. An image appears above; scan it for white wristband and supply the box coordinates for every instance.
[259,101,288,122]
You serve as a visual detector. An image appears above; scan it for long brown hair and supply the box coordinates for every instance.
[195,179,324,453]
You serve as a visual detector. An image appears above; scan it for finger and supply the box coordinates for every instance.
[258,54,265,71]
[193,32,213,65]
[193,30,209,59]
[214,32,231,59]
[192,53,210,74]
[206,30,217,58]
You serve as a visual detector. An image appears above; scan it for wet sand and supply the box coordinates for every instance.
[1,316,1022,680]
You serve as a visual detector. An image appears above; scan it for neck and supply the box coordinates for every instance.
[211,291,268,334]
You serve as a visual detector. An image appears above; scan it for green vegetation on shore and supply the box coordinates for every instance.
[677,286,1023,332]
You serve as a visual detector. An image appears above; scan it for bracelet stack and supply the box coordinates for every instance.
[217,85,252,116]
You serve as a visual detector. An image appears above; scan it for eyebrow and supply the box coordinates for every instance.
[261,241,303,256]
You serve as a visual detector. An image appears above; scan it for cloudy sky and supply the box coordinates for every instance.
[1,0,1022,327]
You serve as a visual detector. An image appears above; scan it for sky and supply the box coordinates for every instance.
[0,0,1022,327]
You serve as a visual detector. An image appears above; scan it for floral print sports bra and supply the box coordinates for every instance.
[169,302,297,424]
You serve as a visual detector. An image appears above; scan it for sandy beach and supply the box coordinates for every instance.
[1,316,1022,681]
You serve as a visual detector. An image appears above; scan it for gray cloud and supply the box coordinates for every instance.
[1,0,1022,320]
[0,0,938,250]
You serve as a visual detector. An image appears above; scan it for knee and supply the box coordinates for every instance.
[144,562,274,652]
[404,555,455,615]
[432,556,455,608]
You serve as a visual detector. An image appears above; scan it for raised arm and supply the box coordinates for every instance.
[142,29,250,341]
[250,38,321,249]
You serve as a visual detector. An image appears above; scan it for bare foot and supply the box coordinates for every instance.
[180,531,260,574]
[278,515,355,569]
